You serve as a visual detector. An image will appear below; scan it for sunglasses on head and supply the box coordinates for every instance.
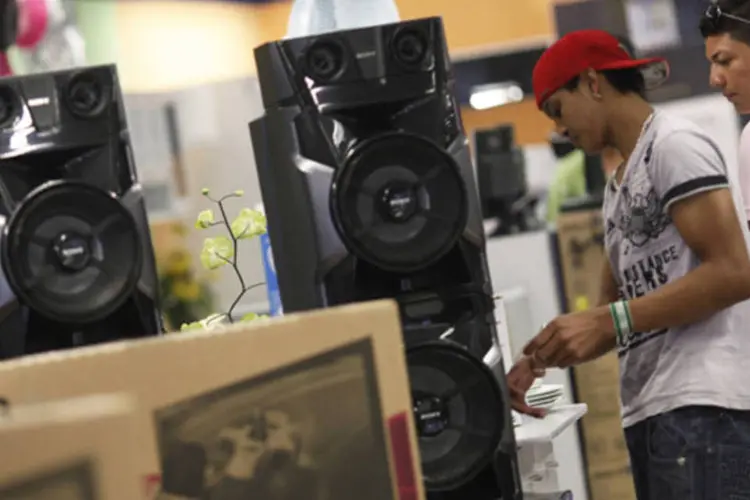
[702,3,750,30]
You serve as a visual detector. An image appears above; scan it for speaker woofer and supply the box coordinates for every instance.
[331,133,468,273]
[65,71,109,118]
[1,180,142,324]
[407,341,505,491]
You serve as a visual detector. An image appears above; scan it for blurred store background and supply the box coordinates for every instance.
[5,1,732,498]
[18,0,721,318]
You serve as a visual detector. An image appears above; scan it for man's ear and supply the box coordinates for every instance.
[582,68,602,99]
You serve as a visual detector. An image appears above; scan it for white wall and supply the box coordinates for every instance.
[114,1,286,92]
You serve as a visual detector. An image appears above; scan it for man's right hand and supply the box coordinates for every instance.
[507,355,547,418]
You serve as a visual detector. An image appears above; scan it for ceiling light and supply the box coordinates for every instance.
[469,82,524,110]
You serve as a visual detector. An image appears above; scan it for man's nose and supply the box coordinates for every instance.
[709,66,726,89]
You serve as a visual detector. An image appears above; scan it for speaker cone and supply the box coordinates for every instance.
[1,180,142,324]
[65,71,108,118]
[331,133,468,273]
[407,341,505,491]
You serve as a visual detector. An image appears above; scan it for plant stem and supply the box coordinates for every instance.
[226,282,266,322]
[217,199,246,323]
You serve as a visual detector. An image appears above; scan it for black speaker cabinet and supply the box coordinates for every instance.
[0,65,163,359]
[250,18,522,500]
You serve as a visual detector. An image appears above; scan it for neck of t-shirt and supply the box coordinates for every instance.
[607,99,655,163]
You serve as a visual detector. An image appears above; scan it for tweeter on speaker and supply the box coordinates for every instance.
[305,39,347,83]
[391,26,430,68]
[65,71,110,119]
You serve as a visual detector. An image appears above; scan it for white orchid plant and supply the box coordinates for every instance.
[179,188,268,332]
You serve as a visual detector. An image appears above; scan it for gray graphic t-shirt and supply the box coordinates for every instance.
[603,111,750,427]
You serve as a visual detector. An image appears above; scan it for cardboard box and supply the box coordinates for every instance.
[0,300,422,500]
[574,353,621,417]
[557,209,623,418]
[575,352,620,384]
[0,393,143,499]
[580,415,630,474]
[557,211,635,500]
[588,467,636,500]
[556,208,605,314]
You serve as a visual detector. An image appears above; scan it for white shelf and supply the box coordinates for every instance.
[515,403,588,446]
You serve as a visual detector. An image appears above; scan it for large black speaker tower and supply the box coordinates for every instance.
[0,65,163,359]
[250,18,522,499]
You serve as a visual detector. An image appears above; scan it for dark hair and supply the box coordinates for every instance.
[561,68,646,98]
[700,0,750,45]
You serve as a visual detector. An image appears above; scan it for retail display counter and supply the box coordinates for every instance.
[517,404,588,496]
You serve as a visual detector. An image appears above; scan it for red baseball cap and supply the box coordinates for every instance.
[532,30,669,109]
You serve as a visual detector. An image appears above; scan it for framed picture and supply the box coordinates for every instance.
[154,339,394,500]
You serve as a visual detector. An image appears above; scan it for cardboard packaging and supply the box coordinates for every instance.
[556,209,620,390]
[0,300,423,500]
[588,467,636,500]
[579,414,630,474]
[557,209,633,496]
[0,393,143,499]
[556,208,605,316]
[573,353,621,418]
[556,209,622,420]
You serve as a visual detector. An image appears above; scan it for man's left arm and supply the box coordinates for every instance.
[606,130,750,334]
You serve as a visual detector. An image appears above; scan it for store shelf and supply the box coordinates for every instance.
[515,404,588,446]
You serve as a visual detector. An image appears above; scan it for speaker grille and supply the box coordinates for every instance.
[407,341,505,491]
[2,180,142,323]
[331,133,468,273]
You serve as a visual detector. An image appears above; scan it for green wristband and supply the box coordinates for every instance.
[611,300,633,345]
[609,302,623,345]
[621,300,634,335]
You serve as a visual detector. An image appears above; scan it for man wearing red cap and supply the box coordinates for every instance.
[509,29,750,499]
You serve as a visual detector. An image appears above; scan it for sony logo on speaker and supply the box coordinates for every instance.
[356,51,377,60]
[61,246,85,258]
[27,97,51,107]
